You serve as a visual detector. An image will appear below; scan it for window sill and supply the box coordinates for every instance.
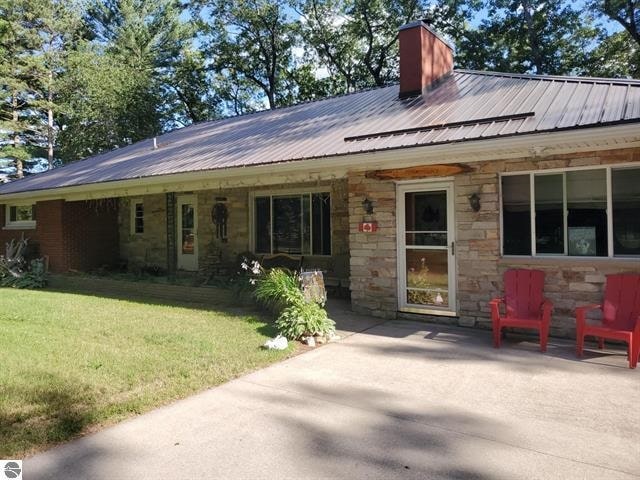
[499,255,640,266]
[3,224,36,230]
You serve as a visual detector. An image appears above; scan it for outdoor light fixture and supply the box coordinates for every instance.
[468,193,481,212]
[362,198,374,215]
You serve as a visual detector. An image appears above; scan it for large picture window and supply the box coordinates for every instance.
[5,204,36,229]
[254,192,331,255]
[501,166,640,258]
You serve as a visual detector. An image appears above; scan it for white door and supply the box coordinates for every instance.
[177,195,198,271]
[397,182,456,315]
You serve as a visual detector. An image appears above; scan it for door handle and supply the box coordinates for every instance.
[451,241,455,255]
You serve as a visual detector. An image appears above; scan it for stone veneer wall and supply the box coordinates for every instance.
[348,147,640,336]
[196,179,350,273]
[348,171,398,318]
[455,147,640,337]
[119,194,168,269]
[118,179,350,274]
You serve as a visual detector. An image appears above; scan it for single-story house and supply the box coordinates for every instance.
[1,20,639,336]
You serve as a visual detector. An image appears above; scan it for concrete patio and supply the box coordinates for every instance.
[26,305,639,479]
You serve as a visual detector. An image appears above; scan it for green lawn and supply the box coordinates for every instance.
[0,289,295,457]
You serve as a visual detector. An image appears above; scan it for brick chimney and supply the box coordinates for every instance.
[399,20,454,98]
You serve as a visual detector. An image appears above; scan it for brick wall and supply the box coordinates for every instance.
[63,200,119,271]
[348,147,640,336]
[37,200,65,271]
[0,199,119,273]
[0,204,42,257]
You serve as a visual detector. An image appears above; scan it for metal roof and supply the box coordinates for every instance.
[1,69,640,196]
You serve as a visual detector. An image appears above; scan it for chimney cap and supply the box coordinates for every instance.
[398,20,455,52]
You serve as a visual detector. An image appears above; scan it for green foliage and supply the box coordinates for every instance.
[254,268,304,313]
[296,0,447,92]
[276,301,335,340]
[589,0,639,47]
[254,267,335,340]
[0,0,638,178]
[198,0,299,109]
[457,0,601,75]
[586,30,639,78]
[0,259,47,289]
[56,43,163,162]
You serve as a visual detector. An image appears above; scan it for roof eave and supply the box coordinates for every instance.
[1,123,639,203]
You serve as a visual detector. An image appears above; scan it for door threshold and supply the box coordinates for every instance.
[399,307,458,317]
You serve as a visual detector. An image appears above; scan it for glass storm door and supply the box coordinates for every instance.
[398,182,456,315]
[177,195,198,271]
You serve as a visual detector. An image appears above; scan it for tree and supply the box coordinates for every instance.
[590,0,639,46]
[56,0,204,162]
[585,30,639,78]
[0,0,45,179]
[198,0,299,109]
[56,44,163,162]
[296,0,481,93]
[457,0,600,75]
[297,0,425,91]
[30,0,84,169]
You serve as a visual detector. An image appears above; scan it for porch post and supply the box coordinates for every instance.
[166,192,177,278]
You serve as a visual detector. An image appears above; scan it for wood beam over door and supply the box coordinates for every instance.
[365,164,472,181]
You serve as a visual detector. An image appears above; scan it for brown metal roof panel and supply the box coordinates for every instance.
[576,83,610,125]
[600,84,629,123]
[419,75,500,126]
[624,86,640,119]
[533,81,579,131]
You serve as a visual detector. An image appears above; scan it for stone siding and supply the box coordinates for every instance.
[196,179,349,274]
[347,171,398,318]
[348,147,640,336]
[117,179,349,276]
[119,194,168,270]
[455,147,640,337]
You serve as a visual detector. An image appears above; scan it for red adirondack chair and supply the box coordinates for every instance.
[489,269,553,352]
[576,274,640,369]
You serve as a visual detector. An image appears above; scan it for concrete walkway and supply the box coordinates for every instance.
[26,310,639,479]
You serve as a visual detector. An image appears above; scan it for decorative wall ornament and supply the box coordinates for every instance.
[212,202,229,242]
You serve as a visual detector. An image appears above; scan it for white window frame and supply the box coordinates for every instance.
[249,187,332,257]
[4,203,36,230]
[500,163,640,259]
[130,198,144,235]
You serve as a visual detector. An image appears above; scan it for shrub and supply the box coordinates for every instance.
[0,259,47,289]
[254,268,303,314]
[276,301,335,340]
[0,238,47,289]
[254,267,335,340]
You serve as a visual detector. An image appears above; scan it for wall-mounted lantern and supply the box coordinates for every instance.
[362,198,374,215]
[468,193,481,212]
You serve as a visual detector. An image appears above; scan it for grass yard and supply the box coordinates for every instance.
[0,289,295,457]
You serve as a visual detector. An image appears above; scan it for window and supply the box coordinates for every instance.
[501,166,640,258]
[254,192,331,255]
[131,200,144,234]
[5,204,36,229]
